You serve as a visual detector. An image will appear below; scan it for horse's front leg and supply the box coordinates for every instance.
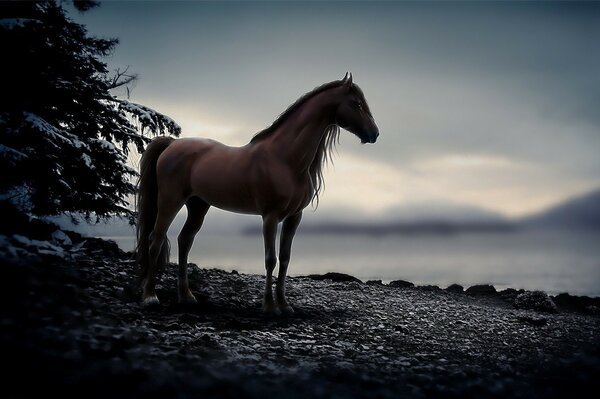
[262,214,279,315]
[277,212,302,315]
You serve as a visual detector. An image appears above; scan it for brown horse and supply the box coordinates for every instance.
[135,73,379,314]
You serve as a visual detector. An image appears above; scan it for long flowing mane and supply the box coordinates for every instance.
[250,80,344,206]
[250,79,343,144]
[309,124,339,206]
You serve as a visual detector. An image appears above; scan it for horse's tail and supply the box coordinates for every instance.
[134,136,175,287]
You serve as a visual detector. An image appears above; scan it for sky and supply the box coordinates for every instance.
[72,1,600,220]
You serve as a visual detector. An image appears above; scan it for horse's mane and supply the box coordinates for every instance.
[250,79,344,207]
[250,79,344,144]
[309,124,340,207]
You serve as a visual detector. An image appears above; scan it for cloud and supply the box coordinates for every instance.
[72,1,600,218]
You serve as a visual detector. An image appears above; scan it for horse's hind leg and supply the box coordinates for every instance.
[142,196,183,306]
[177,197,210,304]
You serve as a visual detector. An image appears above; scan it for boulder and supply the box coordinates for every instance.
[388,280,414,288]
[513,291,557,313]
[346,282,364,291]
[305,272,362,284]
[366,280,383,286]
[446,284,464,293]
[552,293,600,312]
[466,284,497,295]
[499,288,525,302]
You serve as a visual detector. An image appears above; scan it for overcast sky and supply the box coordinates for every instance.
[73,1,600,219]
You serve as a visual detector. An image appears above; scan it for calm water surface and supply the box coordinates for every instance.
[108,230,600,297]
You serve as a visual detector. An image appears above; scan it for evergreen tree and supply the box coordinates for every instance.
[0,0,180,222]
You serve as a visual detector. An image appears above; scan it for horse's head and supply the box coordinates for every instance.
[334,73,379,144]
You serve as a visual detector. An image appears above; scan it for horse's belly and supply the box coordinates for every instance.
[191,177,259,215]
[188,147,312,218]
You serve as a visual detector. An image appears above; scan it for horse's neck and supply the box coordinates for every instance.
[264,95,337,174]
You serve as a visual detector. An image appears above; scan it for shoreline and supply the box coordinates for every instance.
[98,231,600,299]
[2,232,600,398]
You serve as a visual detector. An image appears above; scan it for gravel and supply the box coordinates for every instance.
[1,236,599,398]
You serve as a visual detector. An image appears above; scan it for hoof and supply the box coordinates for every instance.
[280,304,295,315]
[142,294,160,307]
[262,302,281,316]
[178,291,198,305]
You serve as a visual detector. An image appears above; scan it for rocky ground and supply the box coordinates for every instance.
[1,228,600,398]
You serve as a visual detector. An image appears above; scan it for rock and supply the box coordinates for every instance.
[81,237,126,257]
[466,284,497,295]
[346,282,364,291]
[499,288,525,302]
[419,285,441,291]
[388,280,414,288]
[305,272,362,284]
[514,291,557,313]
[446,284,464,293]
[366,280,383,286]
[394,325,409,334]
[231,270,239,275]
[552,293,600,312]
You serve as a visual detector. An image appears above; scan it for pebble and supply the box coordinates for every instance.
[2,233,600,399]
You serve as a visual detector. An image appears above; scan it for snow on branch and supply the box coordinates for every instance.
[116,100,181,137]
[22,112,87,149]
[0,144,28,164]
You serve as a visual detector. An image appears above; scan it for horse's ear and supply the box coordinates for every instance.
[342,72,353,87]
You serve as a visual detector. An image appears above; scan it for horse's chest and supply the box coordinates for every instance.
[280,176,312,214]
[260,173,311,215]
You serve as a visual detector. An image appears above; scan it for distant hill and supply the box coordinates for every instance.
[243,202,514,236]
[53,189,600,237]
[379,201,507,224]
[521,189,600,230]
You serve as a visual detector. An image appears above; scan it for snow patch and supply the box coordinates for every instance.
[81,153,94,169]
[0,144,27,161]
[118,100,181,134]
[21,113,88,151]
[13,234,65,255]
[52,230,72,246]
[94,138,116,151]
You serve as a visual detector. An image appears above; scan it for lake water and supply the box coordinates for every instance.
[108,230,600,297]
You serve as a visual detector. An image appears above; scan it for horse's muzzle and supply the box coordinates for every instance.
[362,130,379,144]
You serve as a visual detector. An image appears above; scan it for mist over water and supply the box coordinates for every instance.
[110,229,600,297]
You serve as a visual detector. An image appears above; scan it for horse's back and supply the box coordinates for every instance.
[156,137,259,212]
[157,137,310,217]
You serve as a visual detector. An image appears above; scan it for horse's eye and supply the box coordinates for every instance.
[353,101,363,110]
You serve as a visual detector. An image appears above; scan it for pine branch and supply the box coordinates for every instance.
[107,66,138,90]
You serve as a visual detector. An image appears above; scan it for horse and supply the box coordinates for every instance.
[134,73,379,314]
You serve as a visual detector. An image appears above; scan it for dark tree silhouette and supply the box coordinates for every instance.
[0,0,180,222]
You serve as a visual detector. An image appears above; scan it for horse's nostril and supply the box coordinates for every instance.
[370,131,379,143]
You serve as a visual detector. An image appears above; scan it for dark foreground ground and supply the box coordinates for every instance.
[1,233,600,399]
